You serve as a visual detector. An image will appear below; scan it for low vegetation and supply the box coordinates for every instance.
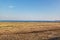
[0,22,60,40]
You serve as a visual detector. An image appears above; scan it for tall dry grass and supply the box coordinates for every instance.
[0,22,60,40]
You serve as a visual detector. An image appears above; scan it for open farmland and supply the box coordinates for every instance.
[0,22,60,40]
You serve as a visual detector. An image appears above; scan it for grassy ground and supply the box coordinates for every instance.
[0,22,60,40]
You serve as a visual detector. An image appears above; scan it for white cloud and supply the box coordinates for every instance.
[8,5,15,8]
[0,16,60,20]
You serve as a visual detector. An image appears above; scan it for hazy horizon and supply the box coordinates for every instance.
[0,0,60,20]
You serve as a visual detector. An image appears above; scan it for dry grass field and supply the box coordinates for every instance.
[0,22,60,40]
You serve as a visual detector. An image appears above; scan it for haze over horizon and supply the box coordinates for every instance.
[0,0,60,20]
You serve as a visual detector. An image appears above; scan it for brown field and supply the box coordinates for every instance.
[0,22,60,40]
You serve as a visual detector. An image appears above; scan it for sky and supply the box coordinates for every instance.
[0,0,60,20]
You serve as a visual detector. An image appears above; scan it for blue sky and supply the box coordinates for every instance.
[0,0,60,20]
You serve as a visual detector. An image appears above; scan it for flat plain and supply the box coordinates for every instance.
[0,22,60,40]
